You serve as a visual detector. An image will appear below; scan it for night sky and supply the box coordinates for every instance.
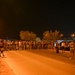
[0,0,75,39]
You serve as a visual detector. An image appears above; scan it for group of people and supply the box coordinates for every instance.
[55,41,75,59]
[0,39,75,59]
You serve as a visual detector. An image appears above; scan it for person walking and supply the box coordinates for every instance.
[69,41,75,59]
[61,41,65,53]
[0,40,5,57]
[55,42,60,53]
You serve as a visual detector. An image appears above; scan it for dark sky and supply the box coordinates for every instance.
[0,0,75,39]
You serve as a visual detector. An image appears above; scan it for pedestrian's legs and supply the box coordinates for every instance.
[70,49,74,59]
[1,51,4,57]
[0,48,1,57]
[62,47,65,53]
[0,51,1,57]
[56,47,59,53]
[72,51,74,59]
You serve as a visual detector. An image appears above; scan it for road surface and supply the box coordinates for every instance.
[3,50,75,75]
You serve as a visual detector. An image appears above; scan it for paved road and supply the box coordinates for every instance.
[26,49,75,65]
[3,49,75,75]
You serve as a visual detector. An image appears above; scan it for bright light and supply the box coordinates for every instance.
[71,34,75,37]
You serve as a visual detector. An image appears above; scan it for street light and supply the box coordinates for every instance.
[71,34,75,37]
[60,34,63,37]
[71,34,75,40]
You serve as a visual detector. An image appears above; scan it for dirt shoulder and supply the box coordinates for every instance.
[0,57,15,75]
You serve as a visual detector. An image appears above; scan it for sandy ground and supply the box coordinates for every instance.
[0,57,15,75]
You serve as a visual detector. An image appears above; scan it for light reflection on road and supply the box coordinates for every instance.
[4,50,75,75]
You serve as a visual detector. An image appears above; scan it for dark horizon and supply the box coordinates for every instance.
[0,0,75,39]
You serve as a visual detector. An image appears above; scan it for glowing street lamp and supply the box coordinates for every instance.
[71,34,75,40]
[71,34,75,37]
[60,34,63,37]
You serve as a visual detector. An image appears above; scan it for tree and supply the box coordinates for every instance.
[20,31,36,41]
[43,30,62,41]
[51,30,61,41]
[43,31,50,41]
